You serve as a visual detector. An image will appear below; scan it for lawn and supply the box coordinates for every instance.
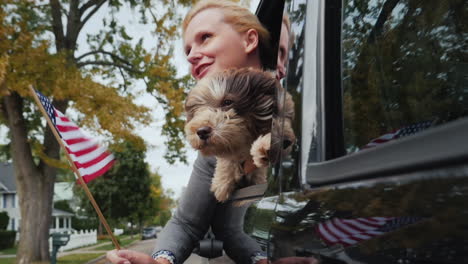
[0,234,136,264]
[0,258,14,264]
[57,253,104,263]
[0,246,16,255]
[93,236,140,251]
[0,253,103,264]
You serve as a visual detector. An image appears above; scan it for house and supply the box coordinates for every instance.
[0,162,19,231]
[54,181,80,212]
[0,162,74,234]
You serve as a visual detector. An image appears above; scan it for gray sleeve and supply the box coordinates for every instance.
[211,203,264,264]
[153,154,217,264]
[153,153,264,264]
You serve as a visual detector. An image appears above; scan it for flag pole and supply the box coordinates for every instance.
[29,86,121,250]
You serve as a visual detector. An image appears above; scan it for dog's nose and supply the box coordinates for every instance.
[197,126,212,140]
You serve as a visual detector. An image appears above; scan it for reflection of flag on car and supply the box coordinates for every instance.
[363,121,433,149]
[316,216,423,247]
[35,90,115,183]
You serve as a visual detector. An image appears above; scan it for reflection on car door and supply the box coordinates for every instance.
[245,0,468,263]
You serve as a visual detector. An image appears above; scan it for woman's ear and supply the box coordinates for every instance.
[243,29,259,54]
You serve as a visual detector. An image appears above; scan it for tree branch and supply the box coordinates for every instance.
[76,60,144,74]
[75,49,133,67]
[79,0,107,33]
[118,66,129,90]
[368,0,400,44]
[79,0,103,14]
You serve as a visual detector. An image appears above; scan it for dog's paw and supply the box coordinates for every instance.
[250,133,271,168]
[210,183,233,202]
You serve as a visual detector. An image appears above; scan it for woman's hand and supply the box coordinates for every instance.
[106,249,162,264]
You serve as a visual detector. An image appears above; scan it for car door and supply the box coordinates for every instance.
[244,0,468,263]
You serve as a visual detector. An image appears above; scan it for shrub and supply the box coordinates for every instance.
[0,230,16,250]
[0,212,8,230]
[72,216,97,231]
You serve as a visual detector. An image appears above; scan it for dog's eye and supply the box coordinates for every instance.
[221,99,234,107]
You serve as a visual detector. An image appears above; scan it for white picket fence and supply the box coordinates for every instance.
[49,229,97,252]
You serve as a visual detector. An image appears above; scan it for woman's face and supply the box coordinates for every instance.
[276,22,290,80]
[184,8,254,80]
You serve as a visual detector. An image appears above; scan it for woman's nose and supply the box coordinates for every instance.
[187,50,202,65]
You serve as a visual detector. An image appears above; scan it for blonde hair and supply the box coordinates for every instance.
[182,0,271,68]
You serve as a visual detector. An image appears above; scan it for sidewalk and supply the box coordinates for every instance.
[58,240,114,257]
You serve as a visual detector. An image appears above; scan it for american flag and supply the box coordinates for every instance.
[363,121,433,149]
[36,90,115,183]
[316,216,423,247]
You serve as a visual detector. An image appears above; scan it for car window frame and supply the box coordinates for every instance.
[302,0,468,187]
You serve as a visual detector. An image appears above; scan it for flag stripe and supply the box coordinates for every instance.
[316,216,422,247]
[66,139,99,153]
[317,222,338,243]
[77,154,114,176]
[56,125,79,132]
[333,219,373,240]
[74,151,113,169]
[69,146,109,164]
[66,145,100,157]
[80,160,115,183]
[362,121,432,149]
[64,137,91,145]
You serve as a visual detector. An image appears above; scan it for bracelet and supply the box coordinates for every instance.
[251,251,268,264]
[152,250,176,264]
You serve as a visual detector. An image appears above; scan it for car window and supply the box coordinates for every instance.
[342,0,468,153]
[273,0,311,193]
[282,0,468,186]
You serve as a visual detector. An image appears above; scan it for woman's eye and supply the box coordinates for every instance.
[222,99,234,106]
[201,33,211,41]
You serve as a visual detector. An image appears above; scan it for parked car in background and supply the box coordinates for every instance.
[141,227,157,240]
[236,0,468,263]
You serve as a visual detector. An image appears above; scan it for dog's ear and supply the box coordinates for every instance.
[185,90,196,123]
[224,68,277,116]
[222,68,278,136]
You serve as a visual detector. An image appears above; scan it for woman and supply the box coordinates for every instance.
[107,1,273,264]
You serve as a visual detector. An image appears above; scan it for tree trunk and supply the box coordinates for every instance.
[3,92,57,264]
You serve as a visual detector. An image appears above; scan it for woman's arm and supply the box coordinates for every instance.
[152,154,218,264]
[211,196,265,263]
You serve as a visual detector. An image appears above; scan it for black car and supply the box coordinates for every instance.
[233,0,468,263]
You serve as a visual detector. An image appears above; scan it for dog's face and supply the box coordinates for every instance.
[184,68,278,158]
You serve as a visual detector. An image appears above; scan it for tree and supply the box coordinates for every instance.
[75,141,174,233]
[342,0,466,150]
[148,171,175,227]
[0,0,193,262]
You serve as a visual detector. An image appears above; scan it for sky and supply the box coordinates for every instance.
[76,3,197,199]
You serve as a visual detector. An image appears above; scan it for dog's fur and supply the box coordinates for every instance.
[184,68,294,202]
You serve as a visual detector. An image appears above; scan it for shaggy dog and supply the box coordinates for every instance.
[184,68,294,202]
